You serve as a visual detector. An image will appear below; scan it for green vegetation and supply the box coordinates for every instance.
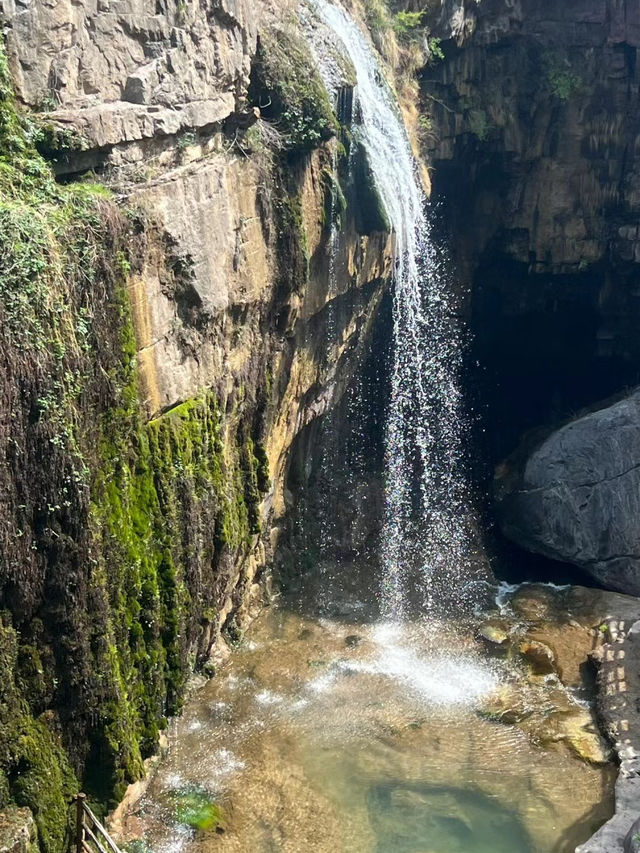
[543,51,581,100]
[393,11,424,38]
[352,141,391,234]
[275,185,310,293]
[0,39,270,852]
[88,338,269,801]
[322,168,347,231]
[30,121,86,165]
[0,618,78,853]
[468,108,490,141]
[249,26,339,153]
[427,37,444,62]
[364,0,391,31]
[172,787,225,832]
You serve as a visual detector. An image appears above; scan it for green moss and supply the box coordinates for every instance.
[468,108,490,141]
[363,0,391,31]
[88,294,270,798]
[249,27,339,153]
[542,50,582,100]
[0,618,78,853]
[275,187,310,294]
[172,787,225,832]
[0,37,271,850]
[392,11,424,39]
[254,441,270,493]
[322,168,347,232]
[31,120,87,165]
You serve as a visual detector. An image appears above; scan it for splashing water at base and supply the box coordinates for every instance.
[310,0,473,617]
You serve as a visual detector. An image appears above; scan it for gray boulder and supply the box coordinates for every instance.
[495,390,640,595]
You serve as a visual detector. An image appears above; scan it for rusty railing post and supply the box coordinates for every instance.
[76,793,86,853]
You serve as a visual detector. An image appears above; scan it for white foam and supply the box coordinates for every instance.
[206,748,244,787]
[351,637,498,706]
[156,826,191,853]
[304,622,498,707]
[373,644,497,705]
[165,773,185,790]
[255,689,283,706]
[495,582,519,613]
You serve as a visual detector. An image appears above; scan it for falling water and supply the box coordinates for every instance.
[310,0,473,617]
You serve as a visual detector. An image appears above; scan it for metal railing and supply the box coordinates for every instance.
[75,794,122,853]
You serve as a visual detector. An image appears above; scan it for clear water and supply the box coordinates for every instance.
[114,570,617,853]
[309,0,473,617]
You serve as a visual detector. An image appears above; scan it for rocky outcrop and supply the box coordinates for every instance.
[495,390,640,595]
[0,0,259,170]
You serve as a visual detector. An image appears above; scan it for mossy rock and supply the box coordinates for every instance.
[171,787,225,832]
[249,26,339,153]
[0,620,78,853]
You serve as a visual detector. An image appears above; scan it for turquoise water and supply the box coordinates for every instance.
[368,783,533,853]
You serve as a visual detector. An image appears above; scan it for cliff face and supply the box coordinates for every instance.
[0,2,391,847]
[423,0,640,463]
[417,0,640,587]
[2,0,257,168]
[428,0,640,273]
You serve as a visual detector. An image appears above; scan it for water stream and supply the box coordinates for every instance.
[310,0,473,617]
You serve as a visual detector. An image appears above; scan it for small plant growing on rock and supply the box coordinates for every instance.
[468,108,490,141]
[393,11,424,39]
[427,37,445,62]
[363,0,391,31]
[543,51,581,100]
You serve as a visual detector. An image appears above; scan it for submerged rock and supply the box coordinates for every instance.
[170,787,225,833]
[476,620,509,646]
[562,714,612,766]
[519,640,556,675]
[510,585,560,622]
[478,685,534,724]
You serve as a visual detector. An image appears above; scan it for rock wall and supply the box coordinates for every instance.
[415,0,640,596]
[1,0,257,168]
[422,0,640,463]
[0,1,392,849]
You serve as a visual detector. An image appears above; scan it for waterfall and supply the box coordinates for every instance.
[310,0,473,618]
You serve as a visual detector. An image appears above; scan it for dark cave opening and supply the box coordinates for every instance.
[467,255,640,474]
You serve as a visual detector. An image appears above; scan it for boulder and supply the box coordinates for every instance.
[495,390,640,595]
